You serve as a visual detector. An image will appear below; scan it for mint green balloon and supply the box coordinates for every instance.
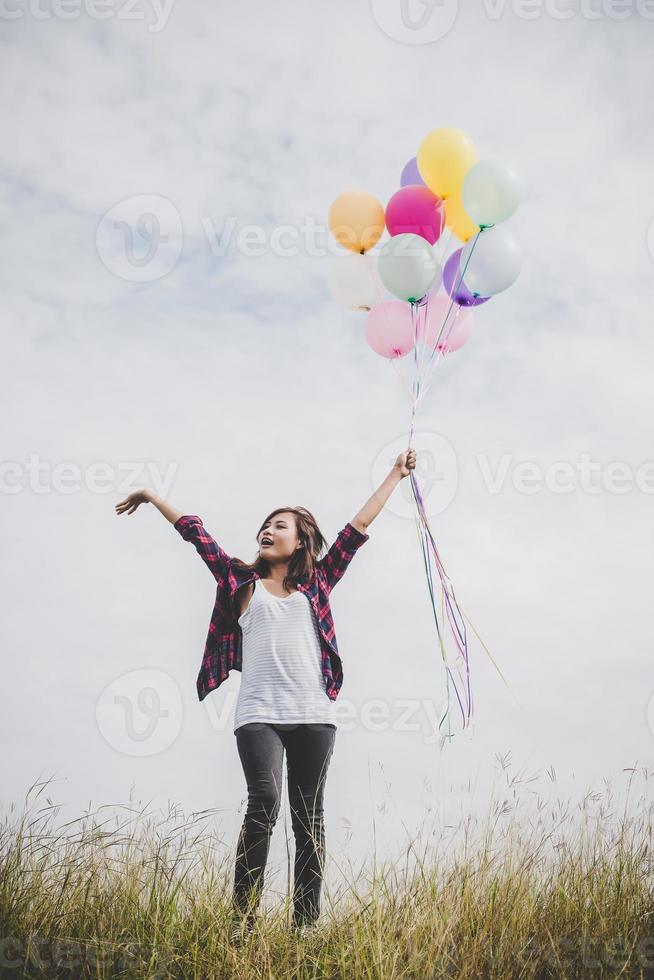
[460,226,522,297]
[461,159,521,227]
[377,233,439,303]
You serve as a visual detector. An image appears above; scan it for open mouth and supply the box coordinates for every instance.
[261,539,273,547]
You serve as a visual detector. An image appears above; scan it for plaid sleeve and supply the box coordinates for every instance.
[316,521,370,594]
[173,515,231,586]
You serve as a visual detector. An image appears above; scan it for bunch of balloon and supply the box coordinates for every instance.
[327,128,522,744]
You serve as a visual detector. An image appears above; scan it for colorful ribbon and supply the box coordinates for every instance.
[389,235,522,742]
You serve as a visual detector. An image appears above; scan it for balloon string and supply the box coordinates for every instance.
[457,600,522,707]
[412,456,517,697]
[414,211,447,394]
[389,356,414,404]
[410,466,472,737]
[363,249,420,412]
[406,383,472,736]
[409,454,523,728]
[408,233,455,699]
[418,227,484,403]
[371,225,517,739]
[419,293,462,401]
[414,223,467,403]
[405,324,520,738]
[419,297,464,404]
[436,225,453,265]
[415,296,430,399]
[416,515,457,741]
[412,301,420,408]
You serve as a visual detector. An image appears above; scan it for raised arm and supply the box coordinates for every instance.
[350,447,416,534]
[115,488,183,524]
[316,447,416,593]
[171,514,232,585]
[115,489,231,585]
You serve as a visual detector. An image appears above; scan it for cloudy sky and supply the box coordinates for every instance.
[2,0,654,892]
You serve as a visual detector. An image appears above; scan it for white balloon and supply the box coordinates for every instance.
[377,233,440,303]
[327,252,384,312]
[461,159,521,227]
[460,226,522,297]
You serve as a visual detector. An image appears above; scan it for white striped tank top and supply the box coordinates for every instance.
[233,577,338,733]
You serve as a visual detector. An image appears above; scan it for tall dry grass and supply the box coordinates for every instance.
[1,765,654,979]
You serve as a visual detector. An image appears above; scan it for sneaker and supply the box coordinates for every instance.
[229,914,255,948]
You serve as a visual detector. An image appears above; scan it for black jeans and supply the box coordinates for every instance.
[232,722,336,927]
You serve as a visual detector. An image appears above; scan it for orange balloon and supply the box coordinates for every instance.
[444,188,479,243]
[328,190,385,254]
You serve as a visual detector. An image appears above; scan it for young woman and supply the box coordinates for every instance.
[115,446,416,941]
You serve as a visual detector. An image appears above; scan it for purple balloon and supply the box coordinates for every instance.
[400,157,425,188]
[443,248,490,307]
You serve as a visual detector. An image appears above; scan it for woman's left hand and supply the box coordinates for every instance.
[394,447,417,479]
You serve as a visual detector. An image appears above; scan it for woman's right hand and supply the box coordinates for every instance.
[115,488,153,516]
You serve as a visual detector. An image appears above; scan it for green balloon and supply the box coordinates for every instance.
[461,159,521,227]
[378,233,440,303]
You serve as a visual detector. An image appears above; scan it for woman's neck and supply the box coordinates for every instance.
[264,564,291,584]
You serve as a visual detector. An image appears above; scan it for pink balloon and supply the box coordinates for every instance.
[365,301,417,359]
[419,294,473,353]
[385,184,445,245]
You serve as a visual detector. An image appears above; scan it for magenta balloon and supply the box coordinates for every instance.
[443,248,490,307]
[385,185,445,245]
[400,157,425,187]
[365,301,416,359]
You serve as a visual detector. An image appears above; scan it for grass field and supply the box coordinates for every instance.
[1,768,653,979]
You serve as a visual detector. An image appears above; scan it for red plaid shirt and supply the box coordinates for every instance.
[174,515,370,702]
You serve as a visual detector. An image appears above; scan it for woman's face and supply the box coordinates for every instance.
[258,512,302,562]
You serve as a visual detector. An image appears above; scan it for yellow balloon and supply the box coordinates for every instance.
[444,188,479,243]
[328,190,385,254]
[417,128,477,200]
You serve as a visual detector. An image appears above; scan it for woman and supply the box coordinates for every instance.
[115,446,416,942]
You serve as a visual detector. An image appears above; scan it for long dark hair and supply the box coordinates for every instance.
[231,506,328,594]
